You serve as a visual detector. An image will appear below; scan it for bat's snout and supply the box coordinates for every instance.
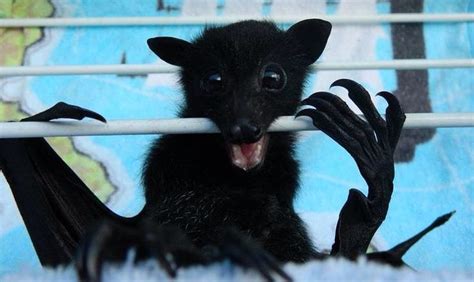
[228,119,263,144]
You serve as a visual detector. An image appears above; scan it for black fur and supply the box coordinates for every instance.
[142,19,331,262]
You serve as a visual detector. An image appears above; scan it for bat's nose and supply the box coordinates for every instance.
[229,119,262,144]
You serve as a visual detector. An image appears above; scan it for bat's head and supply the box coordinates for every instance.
[148,19,331,171]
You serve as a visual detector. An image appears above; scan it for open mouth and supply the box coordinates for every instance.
[227,134,269,171]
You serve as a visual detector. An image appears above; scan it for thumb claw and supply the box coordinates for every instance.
[22,102,107,123]
[81,109,107,123]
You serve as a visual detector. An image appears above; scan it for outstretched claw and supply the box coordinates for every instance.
[296,79,406,259]
[76,221,206,282]
[22,102,106,123]
[367,211,455,267]
[216,227,292,282]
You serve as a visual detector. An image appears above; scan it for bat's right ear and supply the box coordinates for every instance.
[147,37,195,67]
[286,19,332,65]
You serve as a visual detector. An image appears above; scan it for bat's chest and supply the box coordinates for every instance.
[149,190,284,246]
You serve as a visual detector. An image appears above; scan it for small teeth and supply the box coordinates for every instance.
[229,135,268,171]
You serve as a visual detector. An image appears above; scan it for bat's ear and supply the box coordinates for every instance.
[286,19,332,65]
[147,37,196,67]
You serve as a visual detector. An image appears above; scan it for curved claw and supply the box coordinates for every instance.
[22,102,107,123]
[377,91,405,124]
[218,228,292,282]
[141,224,207,278]
[330,79,367,94]
[69,105,107,123]
[148,246,177,277]
[300,91,334,105]
[75,222,113,282]
[260,252,293,282]
[295,108,327,131]
[376,91,400,109]
[76,222,206,282]
[330,79,381,122]
[295,108,318,121]
[376,91,406,151]
[222,242,276,282]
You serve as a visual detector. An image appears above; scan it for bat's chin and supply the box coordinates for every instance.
[226,134,269,172]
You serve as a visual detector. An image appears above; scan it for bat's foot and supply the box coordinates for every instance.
[75,221,291,282]
[75,221,206,282]
[297,79,405,184]
[296,79,405,259]
[214,227,292,282]
[22,102,106,123]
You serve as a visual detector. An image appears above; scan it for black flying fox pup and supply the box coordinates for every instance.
[141,18,331,256]
[0,19,452,282]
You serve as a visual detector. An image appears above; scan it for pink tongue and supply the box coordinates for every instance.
[240,143,257,159]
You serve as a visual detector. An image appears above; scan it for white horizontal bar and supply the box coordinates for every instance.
[0,113,472,139]
[1,59,472,77]
[0,65,176,77]
[0,14,472,27]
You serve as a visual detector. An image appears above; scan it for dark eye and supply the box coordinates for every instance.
[261,64,286,91]
[200,72,223,93]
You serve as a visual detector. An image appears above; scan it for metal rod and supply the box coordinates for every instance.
[0,113,472,139]
[1,59,472,77]
[0,14,472,27]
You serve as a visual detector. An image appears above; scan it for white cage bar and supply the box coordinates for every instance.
[1,59,472,77]
[0,113,472,139]
[0,14,472,27]
[0,13,472,138]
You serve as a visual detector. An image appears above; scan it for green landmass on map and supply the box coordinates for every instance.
[0,0,54,66]
[0,0,115,202]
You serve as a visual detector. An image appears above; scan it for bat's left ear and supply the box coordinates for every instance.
[147,36,196,67]
[286,19,332,65]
